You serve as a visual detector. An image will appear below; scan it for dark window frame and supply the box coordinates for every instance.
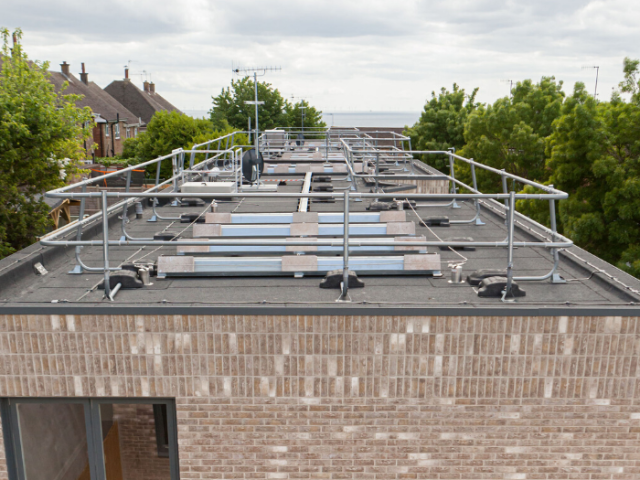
[0,397,180,480]
[153,404,169,458]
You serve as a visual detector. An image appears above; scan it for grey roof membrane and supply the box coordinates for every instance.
[1,153,639,315]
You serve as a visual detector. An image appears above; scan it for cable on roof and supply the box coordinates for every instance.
[479,199,640,297]
[406,198,468,267]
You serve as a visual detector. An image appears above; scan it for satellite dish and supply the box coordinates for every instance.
[242,148,264,183]
[296,133,304,146]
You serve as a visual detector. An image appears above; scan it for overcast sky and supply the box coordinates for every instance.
[3,0,639,114]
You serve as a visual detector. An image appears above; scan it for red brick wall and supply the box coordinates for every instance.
[177,398,640,480]
[0,315,638,480]
[114,403,170,480]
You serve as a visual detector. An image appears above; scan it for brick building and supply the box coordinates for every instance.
[0,129,638,480]
[104,68,181,125]
[49,62,143,158]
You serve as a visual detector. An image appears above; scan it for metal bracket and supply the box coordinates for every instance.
[336,282,351,302]
[68,264,83,275]
[551,273,566,284]
[475,217,486,226]
[148,215,158,222]
[500,289,517,303]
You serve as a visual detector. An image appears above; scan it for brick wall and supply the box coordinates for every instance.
[114,403,170,480]
[0,315,638,480]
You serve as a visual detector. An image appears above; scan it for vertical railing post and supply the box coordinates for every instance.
[189,147,196,169]
[548,185,565,284]
[69,183,88,274]
[149,157,163,222]
[171,149,181,206]
[470,160,485,226]
[448,148,460,209]
[101,190,112,299]
[503,190,516,301]
[501,169,509,225]
[338,190,350,301]
[224,135,231,162]
[120,170,132,239]
[325,128,330,162]
[374,152,380,194]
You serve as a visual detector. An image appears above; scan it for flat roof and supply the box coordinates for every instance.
[1,137,639,316]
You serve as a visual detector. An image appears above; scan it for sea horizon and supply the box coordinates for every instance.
[184,110,421,129]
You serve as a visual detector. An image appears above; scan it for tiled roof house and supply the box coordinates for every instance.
[49,62,143,157]
[104,68,181,125]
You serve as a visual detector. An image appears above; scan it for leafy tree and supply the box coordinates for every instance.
[404,83,478,171]
[284,100,326,131]
[618,57,640,100]
[459,77,565,192]
[540,79,640,275]
[124,110,247,178]
[210,78,288,131]
[0,28,92,258]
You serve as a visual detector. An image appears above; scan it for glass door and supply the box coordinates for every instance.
[0,398,179,480]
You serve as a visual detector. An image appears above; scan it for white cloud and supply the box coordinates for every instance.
[3,0,639,113]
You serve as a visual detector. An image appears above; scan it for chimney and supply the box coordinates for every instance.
[10,33,17,56]
[149,82,155,94]
[61,61,70,76]
[80,63,89,85]
[143,81,150,93]
[124,66,129,80]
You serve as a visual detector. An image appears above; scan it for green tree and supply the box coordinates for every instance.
[459,77,565,192]
[124,110,248,179]
[283,100,326,131]
[0,28,92,258]
[618,57,640,100]
[210,77,288,131]
[541,79,640,275]
[404,83,479,171]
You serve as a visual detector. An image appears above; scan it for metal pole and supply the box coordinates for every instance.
[248,117,252,144]
[254,72,259,156]
[504,190,516,300]
[374,152,380,194]
[101,190,112,298]
[448,149,460,209]
[120,170,132,237]
[325,128,330,162]
[501,169,509,225]
[339,190,350,301]
[548,184,565,284]
[69,184,88,274]
[470,161,485,225]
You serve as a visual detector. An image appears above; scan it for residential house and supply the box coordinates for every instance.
[104,67,181,125]
[49,62,143,158]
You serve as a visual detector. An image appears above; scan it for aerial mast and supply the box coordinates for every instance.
[233,66,281,157]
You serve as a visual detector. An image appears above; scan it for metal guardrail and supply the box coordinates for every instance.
[42,127,573,302]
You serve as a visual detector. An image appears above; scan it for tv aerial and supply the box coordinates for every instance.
[500,79,514,99]
[232,65,281,156]
[582,66,600,99]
